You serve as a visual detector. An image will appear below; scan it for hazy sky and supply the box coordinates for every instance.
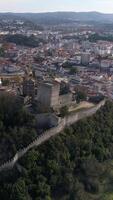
[0,0,113,13]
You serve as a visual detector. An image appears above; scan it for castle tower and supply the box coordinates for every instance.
[37,81,60,111]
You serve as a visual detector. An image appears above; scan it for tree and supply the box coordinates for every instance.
[0,47,5,57]
[60,106,69,117]
[70,67,78,75]
[10,179,27,200]
[2,79,10,86]
[76,91,87,103]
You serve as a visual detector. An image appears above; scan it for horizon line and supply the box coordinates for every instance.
[0,11,112,15]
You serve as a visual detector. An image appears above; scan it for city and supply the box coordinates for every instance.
[0,1,113,200]
[0,15,113,103]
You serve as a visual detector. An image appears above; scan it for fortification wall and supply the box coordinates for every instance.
[0,99,105,172]
[66,99,105,126]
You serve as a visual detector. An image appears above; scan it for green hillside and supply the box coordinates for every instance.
[1,100,113,199]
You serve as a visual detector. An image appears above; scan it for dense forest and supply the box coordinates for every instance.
[4,34,45,47]
[89,33,113,42]
[0,93,37,165]
[0,96,113,199]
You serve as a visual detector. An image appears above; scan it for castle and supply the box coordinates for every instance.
[37,80,75,112]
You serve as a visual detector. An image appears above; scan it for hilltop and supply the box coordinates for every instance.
[0,98,113,199]
[0,11,113,24]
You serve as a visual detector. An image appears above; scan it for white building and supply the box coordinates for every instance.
[101,60,111,69]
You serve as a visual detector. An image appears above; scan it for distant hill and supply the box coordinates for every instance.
[0,12,113,24]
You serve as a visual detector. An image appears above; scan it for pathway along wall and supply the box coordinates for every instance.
[0,99,106,172]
